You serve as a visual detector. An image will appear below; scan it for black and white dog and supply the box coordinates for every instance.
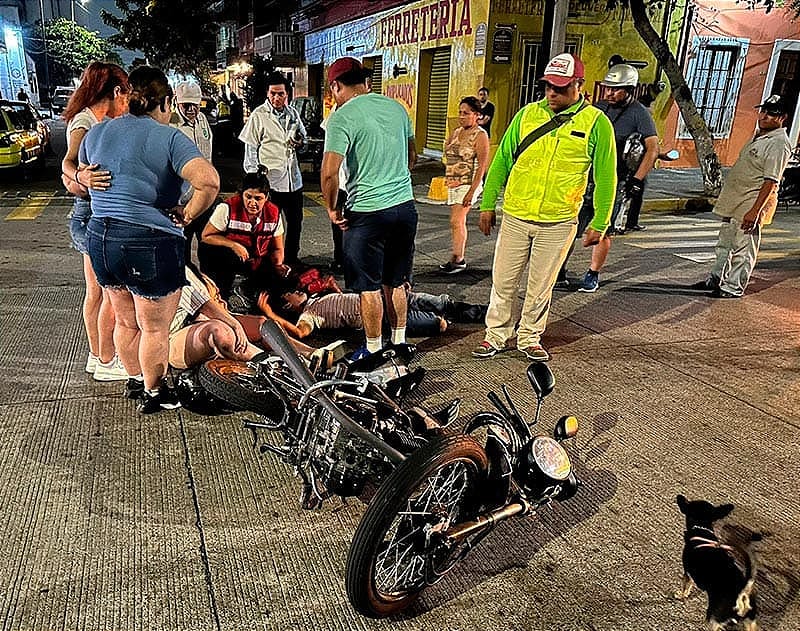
[675,494,760,630]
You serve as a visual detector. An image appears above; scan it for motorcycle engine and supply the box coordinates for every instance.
[518,435,574,502]
[308,407,393,497]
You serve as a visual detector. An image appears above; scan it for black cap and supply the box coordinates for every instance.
[755,94,787,115]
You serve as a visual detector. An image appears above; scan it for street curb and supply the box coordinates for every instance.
[642,198,689,213]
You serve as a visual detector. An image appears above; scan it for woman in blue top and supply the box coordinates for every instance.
[81,66,220,413]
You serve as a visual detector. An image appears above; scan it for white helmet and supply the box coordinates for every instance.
[601,64,639,89]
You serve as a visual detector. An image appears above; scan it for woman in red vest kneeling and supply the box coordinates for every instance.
[198,172,290,301]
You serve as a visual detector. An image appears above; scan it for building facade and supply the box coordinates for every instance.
[295,0,677,157]
[662,0,800,167]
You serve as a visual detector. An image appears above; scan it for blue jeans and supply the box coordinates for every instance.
[86,217,186,298]
[68,197,92,255]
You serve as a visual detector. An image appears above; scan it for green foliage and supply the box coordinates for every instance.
[102,0,219,73]
[30,18,121,87]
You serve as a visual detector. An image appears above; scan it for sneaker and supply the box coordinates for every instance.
[627,224,646,232]
[124,377,145,400]
[688,278,719,291]
[93,356,129,382]
[711,287,740,299]
[439,259,467,274]
[553,278,570,290]
[577,270,599,293]
[85,353,99,374]
[349,347,372,362]
[137,382,181,414]
[521,344,550,362]
[472,341,500,359]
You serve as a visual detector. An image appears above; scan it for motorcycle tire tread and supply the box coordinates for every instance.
[198,359,284,420]
[345,434,488,618]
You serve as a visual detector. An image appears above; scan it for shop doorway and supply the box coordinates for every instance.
[765,42,800,146]
[417,46,451,156]
[519,39,578,108]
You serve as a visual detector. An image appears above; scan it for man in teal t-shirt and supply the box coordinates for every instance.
[321,57,418,355]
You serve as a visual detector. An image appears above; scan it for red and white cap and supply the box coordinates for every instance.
[540,53,585,87]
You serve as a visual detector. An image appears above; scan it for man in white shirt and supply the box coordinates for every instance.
[239,72,307,265]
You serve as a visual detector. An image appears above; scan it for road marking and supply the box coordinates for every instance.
[5,195,54,220]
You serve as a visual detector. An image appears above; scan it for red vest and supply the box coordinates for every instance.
[224,194,281,260]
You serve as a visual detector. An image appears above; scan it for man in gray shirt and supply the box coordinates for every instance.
[690,95,792,298]
[574,63,659,293]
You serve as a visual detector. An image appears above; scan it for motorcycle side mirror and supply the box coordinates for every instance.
[526,362,555,400]
[553,415,579,440]
[664,149,679,161]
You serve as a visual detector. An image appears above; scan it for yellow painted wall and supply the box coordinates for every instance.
[304,0,491,152]
[482,2,683,144]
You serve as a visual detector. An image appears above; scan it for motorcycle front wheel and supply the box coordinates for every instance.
[199,359,284,420]
[345,434,488,618]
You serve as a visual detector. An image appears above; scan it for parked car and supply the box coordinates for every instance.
[0,100,45,170]
[6,100,51,154]
[51,86,76,115]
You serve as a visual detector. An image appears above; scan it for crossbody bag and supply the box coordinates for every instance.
[512,100,589,163]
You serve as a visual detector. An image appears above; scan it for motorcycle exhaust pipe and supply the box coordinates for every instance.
[444,501,529,542]
[259,319,406,464]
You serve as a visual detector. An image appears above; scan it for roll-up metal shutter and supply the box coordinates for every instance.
[370,57,383,94]
[425,47,451,152]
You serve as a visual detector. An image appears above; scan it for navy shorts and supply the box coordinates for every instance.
[86,217,186,298]
[343,200,417,292]
[68,198,92,255]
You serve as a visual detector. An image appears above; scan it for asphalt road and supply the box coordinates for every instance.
[0,119,799,630]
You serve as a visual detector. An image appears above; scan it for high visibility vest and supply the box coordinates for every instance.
[224,194,281,259]
[504,100,602,223]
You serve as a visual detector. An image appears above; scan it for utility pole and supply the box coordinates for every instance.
[37,0,51,102]
[534,0,570,100]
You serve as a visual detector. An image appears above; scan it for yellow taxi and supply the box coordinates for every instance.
[0,100,44,169]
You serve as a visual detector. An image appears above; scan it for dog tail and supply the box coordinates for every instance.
[735,532,764,618]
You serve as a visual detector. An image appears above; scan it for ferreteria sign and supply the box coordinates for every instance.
[377,0,474,48]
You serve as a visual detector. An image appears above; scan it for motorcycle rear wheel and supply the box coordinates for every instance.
[199,359,284,420]
[345,434,488,618]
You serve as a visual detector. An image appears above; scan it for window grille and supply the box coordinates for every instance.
[678,36,749,139]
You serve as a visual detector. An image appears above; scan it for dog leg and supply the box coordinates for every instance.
[674,574,694,600]
[742,620,758,631]
[735,580,754,617]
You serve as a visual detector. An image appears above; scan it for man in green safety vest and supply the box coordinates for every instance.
[473,52,617,362]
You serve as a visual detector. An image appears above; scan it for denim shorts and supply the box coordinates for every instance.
[86,217,186,298]
[343,200,418,292]
[68,198,92,255]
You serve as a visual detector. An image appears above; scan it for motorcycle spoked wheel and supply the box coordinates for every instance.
[198,359,284,420]
[345,435,488,618]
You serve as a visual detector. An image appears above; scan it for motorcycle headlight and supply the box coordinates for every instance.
[529,436,571,480]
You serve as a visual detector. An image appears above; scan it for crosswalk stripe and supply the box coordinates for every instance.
[5,196,53,220]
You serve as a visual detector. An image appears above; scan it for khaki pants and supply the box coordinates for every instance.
[710,219,761,296]
[484,213,577,350]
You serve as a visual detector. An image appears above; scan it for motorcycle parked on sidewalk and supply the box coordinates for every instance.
[200,320,581,617]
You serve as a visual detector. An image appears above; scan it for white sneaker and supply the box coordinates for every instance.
[85,353,99,374]
[93,356,129,382]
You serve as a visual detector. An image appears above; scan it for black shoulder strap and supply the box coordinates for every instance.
[512,100,589,163]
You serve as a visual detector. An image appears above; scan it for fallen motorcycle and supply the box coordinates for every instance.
[200,320,580,617]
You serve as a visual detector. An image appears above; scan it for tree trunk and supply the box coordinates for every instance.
[628,0,722,196]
